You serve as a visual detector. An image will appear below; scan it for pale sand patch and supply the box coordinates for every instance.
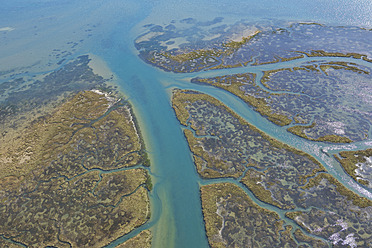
[229,29,260,42]
[87,53,116,80]
[159,37,189,50]
[0,27,14,32]
[202,33,221,41]
[135,31,163,43]
[0,157,12,163]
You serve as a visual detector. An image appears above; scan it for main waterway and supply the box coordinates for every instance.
[1,0,372,247]
[98,17,372,248]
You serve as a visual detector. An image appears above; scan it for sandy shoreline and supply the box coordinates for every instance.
[87,53,116,79]
[0,27,14,32]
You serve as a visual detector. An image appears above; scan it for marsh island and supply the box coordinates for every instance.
[172,89,372,247]
[0,56,152,247]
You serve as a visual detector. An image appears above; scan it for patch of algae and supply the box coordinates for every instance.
[116,230,152,248]
[0,91,151,247]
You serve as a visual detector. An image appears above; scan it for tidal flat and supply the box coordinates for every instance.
[0,55,119,151]
[0,56,152,247]
[136,22,371,73]
[172,89,372,247]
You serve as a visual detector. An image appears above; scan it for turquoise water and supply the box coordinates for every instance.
[1,0,372,247]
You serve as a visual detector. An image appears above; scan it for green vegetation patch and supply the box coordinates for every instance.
[335,149,372,188]
[287,124,353,143]
[95,169,148,205]
[116,230,152,248]
[172,89,372,246]
[172,89,325,210]
[194,74,292,126]
[137,21,372,73]
[141,31,261,73]
[284,173,372,246]
[222,31,261,50]
[0,55,119,156]
[201,183,296,248]
[296,50,366,60]
[301,173,372,208]
[287,206,372,248]
[0,237,20,248]
[191,59,371,143]
[0,91,151,247]
[261,63,371,142]
[293,229,328,248]
[184,129,245,178]
[161,49,223,64]
[241,169,290,209]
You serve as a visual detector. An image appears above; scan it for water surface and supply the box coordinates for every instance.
[1,0,371,247]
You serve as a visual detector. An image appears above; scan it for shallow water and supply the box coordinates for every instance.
[1,0,372,247]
